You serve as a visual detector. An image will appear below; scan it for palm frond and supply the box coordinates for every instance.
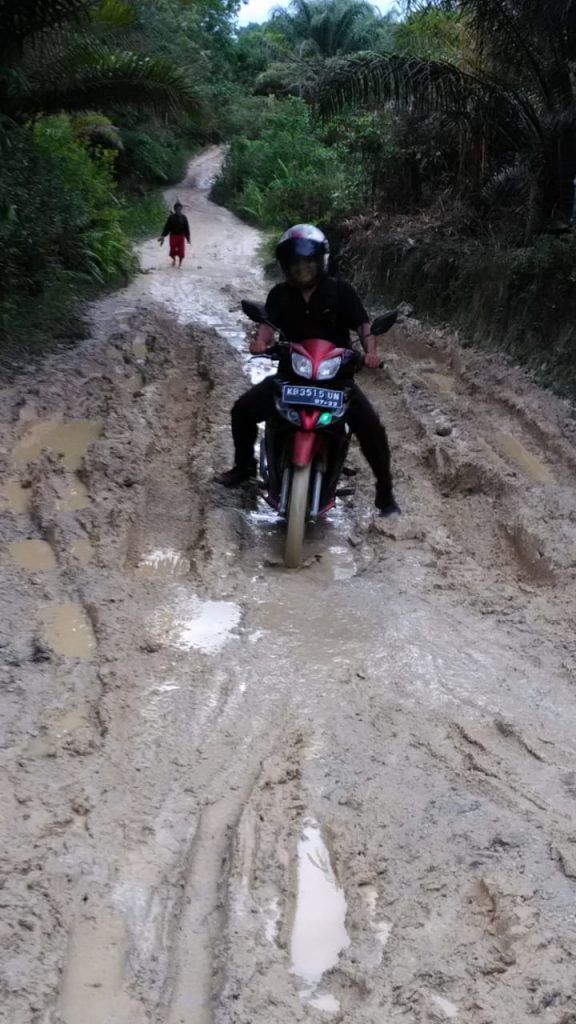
[91,0,137,29]
[482,162,531,204]
[0,0,88,56]
[318,52,543,151]
[414,0,566,104]
[255,54,324,97]
[16,46,198,117]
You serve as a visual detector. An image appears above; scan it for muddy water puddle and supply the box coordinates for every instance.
[291,819,349,1012]
[425,371,457,394]
[136,547,190,577]
[493,431,556,484]
[9,539,57,571]
[132,336,147,360]
[46,705,92,736]
[151,589,241,654]
[40,603,96,658]
[249,497,356,580]
[13,419,103,470]
[324,543,356,582]
[59,908,144,1024]
[1,480,31,513]
[252,575,576,741]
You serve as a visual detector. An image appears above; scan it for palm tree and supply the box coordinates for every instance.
[0,0,197,124]
[318,0,576,237]
[270,0,396,58]
[253,0,397,98]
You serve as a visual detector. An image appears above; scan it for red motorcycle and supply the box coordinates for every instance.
[242,300,397,568]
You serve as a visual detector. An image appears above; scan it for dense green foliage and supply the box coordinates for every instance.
[217,0,576,387]
[2,0,576,386]
[0,0,243,354]
[321,1,576,240]
[212,97,363,226]
[0,116,135,352]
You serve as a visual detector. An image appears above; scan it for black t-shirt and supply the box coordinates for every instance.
[265,277,368,346]
[161,212,190,241]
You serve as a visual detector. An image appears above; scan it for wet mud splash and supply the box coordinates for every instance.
[2,148,576,1024]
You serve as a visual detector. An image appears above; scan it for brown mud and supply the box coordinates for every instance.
[2,148,576,1023]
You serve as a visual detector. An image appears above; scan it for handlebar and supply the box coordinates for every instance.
[249,343,285,360]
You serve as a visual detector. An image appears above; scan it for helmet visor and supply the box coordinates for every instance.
[289,237,322,259]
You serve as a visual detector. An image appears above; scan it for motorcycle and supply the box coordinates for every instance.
[241,299,398,569]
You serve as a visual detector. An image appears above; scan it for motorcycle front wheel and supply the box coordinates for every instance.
[284,463,312,569]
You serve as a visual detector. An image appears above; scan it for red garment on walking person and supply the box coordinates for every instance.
[169,233,186,261]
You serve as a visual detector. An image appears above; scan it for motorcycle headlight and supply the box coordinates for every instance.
[291,352,313,379]
[317,355,342,380]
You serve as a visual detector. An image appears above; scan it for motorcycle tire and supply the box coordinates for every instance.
[285,463,311,569]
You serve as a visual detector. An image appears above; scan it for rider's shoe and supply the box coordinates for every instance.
[375,486,401,517]
[216,463,257,488]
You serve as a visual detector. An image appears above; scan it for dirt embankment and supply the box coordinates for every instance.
[2,149,576,1024]
[332,212,576,397]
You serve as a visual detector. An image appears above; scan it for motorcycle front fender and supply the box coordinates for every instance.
[292,430,321,467]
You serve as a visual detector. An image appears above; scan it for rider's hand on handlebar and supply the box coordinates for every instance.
[363,351,381,369]
[249,337,269,355]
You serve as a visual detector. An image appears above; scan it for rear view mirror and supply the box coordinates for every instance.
[371,310,398,335]
[241,299,267,324]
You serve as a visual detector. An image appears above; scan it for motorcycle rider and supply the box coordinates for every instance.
[216,224,400,516]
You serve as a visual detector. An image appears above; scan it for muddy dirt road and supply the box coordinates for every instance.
[2,148,576,1023]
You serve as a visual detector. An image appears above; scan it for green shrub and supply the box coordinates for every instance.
[212,97,357,229]
[120,192,167,241]
[116,121,191,186]
[32,115,135,284]
[0,115,135,355]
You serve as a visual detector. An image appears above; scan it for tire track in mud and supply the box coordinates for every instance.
[3,151,576,1024]
[166,800,235,1024]
[361,317,576,614]
[43,313,294,1022]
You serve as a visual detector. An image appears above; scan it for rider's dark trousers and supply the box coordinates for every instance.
[231,376,393,497]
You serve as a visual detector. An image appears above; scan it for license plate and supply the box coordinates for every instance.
[281,384,344,410]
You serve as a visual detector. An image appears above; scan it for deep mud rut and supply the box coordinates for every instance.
[3,148,576,1024]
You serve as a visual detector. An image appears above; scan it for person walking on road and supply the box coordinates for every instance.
[159,202,190,267]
